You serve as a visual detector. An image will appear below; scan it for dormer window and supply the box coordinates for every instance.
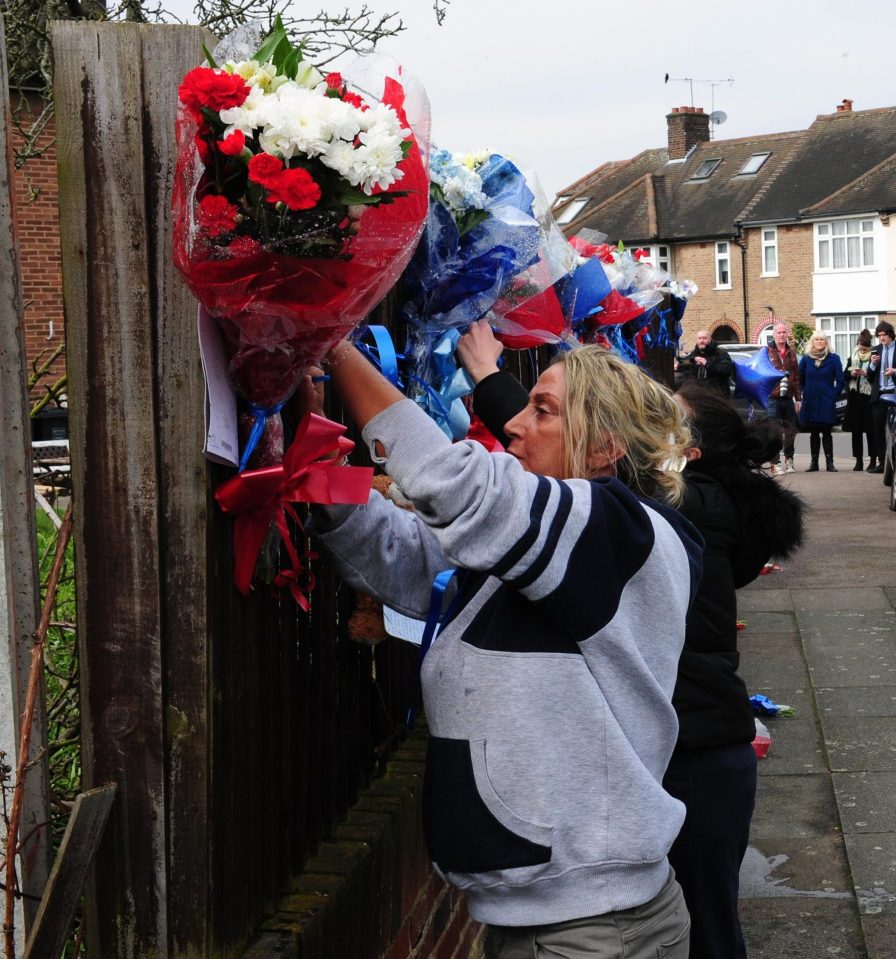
[556,198,589,224]
[737,152,771,176]
[689,158,721,181]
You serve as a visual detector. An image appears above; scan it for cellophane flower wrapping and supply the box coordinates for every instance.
[566,230,697,362]
[397,150,576,432]
[172,21,429,465]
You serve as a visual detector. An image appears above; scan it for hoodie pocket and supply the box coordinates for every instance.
[423,736,553,874]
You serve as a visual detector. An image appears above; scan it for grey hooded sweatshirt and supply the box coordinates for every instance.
[316,400,702,927]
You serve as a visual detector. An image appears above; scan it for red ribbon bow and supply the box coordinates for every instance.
[215,413,373,608]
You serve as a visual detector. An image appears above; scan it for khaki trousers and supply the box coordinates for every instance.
[484,869,690,959]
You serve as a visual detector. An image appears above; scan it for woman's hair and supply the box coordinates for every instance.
[676,381,781,471]
[555,346,691,506]
[675,381,804,558]
[857,329,873,348]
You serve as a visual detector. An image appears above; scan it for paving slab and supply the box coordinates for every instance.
[750,774,840,840]
[832,772,896,835]
[736,610,800,633]
[816,687,896,718]
[842,833,896,917]
[742,835,853,897]
[859,914,896,959]
[820,718,896,772]
[738,588,795,613]
[739,898,864,958]
[756,720,828,775]
[790,587,894,612]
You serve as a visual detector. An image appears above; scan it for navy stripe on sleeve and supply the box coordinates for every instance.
[506,482,573,591]
[490,476,552,579]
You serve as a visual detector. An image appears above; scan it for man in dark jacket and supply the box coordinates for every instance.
[676,331,734,396]
[766,323,802,475]
[867,320,896,474]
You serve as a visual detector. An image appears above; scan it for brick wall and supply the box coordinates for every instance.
[744,224,814,339]
[673,240,746,346]
[9,95,66,396]
[249,726,487,959]
[673,225,815,348]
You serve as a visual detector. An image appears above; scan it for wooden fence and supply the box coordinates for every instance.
[51,21,417,957]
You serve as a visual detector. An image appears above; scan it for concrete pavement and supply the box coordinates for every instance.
[738,431,896,958]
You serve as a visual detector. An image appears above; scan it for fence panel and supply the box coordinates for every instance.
[53,21,419,957]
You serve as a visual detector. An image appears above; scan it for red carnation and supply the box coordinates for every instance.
[265,168,322,211]
[248,152,284,188]
[179,67,250,115]
[196,194,238,237]
[325,72,344,90]
[219,130,246,157]
[342,90,365,110]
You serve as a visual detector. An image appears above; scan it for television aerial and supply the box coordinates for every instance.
[664,74,734,138]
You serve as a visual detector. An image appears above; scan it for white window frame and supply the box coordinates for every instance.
[737,152,771,176]
[816,314,878,358]
[715,241,732,289]
[631,245,672,273]
[556,198,588,225]
[690,158,722,181]
[814,217,876,272]
[760,227,778,277]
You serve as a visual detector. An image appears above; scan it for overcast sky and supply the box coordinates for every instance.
[169,0,896,199]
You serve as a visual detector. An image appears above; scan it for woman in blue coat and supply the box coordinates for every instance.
[799,332,845,472]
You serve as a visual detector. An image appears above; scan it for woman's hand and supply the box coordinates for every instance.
[291,366,327,419]
[457,319,504,384]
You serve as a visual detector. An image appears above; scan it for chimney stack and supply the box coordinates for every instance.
[666,106,711,160]
[835,98,854,112]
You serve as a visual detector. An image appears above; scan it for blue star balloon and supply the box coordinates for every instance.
[732,348,782,413]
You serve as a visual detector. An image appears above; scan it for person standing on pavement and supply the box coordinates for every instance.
[842,329,876,471]
[457,323,805,959]
[867,320,896,474]
[308,330,700,959]
[765,323,802,475]
[676,330,734,396]
[798,333,845,473]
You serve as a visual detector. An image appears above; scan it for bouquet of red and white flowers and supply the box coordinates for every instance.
[173,18,429,467]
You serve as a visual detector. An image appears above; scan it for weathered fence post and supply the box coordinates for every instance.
[52,20,216,957]
[0,14,53,940]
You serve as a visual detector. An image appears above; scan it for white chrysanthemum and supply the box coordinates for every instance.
[348,128,406,194]
[224,59,287,93]
[459,148,491,170]
[356,102,409,140]
[259,87,330,158]
[319,96,362,142]
[219,85,270,136]
[319,139,358,178]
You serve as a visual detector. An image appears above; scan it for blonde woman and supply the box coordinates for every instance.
[798,332,845,472]
[307,328,701,959]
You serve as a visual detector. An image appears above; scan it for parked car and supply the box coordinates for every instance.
[881,395,896,511]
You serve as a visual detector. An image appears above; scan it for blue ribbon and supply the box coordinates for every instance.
[353,325,405,388]
[239,400,286,472]
[407,568,459,729]
[412,329,473,440]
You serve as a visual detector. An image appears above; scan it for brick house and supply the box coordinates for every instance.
[553,100,896,358]
[10,92,66,403]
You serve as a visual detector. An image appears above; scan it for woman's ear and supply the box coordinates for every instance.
[586,439,626,478]
[684,446,702,462]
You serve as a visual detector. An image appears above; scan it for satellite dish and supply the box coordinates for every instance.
[709,110,728,125]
